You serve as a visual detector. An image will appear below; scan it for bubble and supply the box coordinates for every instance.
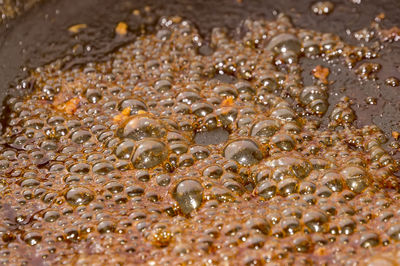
[43,210,60,222]
[341,166,369,193]
[105,181,124,193]
[23,232,42,246]
[223,139,263,166]
[385,77,400,87]
[156,174,171,186]
[65,187,94,206]
[300,86,328,115]
[154,79,172,93]
[48,116,65,126]
[366,257,397,266]
[92,161,115,175]
[177,91,201,105]
[213,84,238,98]
[278,178,298,196]
[303,210,328,233]
[118,98,148,114]
[271,133,295,151]
[270,107,297,122]
[322,171,343,192]
[281,217,300,235]
[256,180,276,199]
[303,40,320,57]
[173,179,204,215]
[293,236,311,253]
[250,119,280,138]
[338,218,356,235]
[97,221,116,234]
[192,103,214,117]
[170,142,188,155]
[387,224,400,241]
[71,130,92,144]
[178,154,195,167]
[115,140,135,159]
[203,165,224,179]
[360,232,379,248]
[126,186,144,197]
[25,119,44,129]
[299,181,316,194]
[20,178,40,188]
[86,88,102,103]
[267,33,301,55]
[223,179,244,195]
[69,163,90,174]
[235,80,255,95]
[216,107,238,127]
[118,115,166,141]
[131,139,168,169]
[190,146,210,160]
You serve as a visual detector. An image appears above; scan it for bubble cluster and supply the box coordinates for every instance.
[311,1,335,15]
[0,13,399,265]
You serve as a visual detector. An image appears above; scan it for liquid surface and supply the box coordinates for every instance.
[1,11,400,265]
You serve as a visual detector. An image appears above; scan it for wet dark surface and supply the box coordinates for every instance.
[0,0,400,138]
[194,128,230,145]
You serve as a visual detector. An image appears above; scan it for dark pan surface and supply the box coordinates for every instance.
[1,0,400,150]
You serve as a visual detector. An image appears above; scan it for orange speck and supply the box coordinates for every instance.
[312,65,330,84]
[113,114,123,123]
[144,6,151,12]
[376,12,385,22]
[392,131,400,140]
[115,22,128,36]
[137,110,148,115]
[314,247,327,256]
[121,107,131,116]
[113,107,131,123]
[170,16,182,24]
[68,24,87,34]
[55,97,80,115]
[221,96,235,107]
